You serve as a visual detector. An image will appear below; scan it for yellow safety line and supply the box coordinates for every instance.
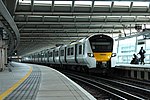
[0,66,32,100]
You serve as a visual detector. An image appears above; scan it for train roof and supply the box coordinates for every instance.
[87,33,111,39]
[23,34,112,56]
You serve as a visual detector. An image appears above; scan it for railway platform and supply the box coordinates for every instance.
[114,64,150,80]
[0,62,96,100]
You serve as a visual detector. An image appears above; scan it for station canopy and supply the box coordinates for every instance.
[4,0,150,56]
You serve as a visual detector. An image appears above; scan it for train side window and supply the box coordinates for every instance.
[67,48,70,55]
[79,45,82,55]
[71,47,74,55]
[83,43,85,55]
[61,50,64,56]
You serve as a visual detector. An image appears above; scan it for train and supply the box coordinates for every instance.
[22,34,117,73]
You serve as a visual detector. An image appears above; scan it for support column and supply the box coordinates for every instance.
[3,40,8,66]
[124,70,129,77]
[0,28,8,71]
[0,34,4,71]
[137,70,141,79]
[144,71,149,80]
[131,70,134,78]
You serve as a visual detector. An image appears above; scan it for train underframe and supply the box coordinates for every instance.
[91,60,111,74]
[24,60,111,75]
[49,61,111,75]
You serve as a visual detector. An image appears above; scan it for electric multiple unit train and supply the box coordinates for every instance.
[22,34,117,73]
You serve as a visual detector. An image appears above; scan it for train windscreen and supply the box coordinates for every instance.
[89,35,113,52]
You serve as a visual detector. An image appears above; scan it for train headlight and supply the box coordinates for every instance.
[87,53,94,57]
[111,53,116,57]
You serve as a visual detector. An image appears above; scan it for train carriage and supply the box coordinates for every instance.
[48,48,55,64]
[66,42,77,64]
[53,46,61,64]
[34,53,38,63]
[59,45,67,64]
[76,40,86,65]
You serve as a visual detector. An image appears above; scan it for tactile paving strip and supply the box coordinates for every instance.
[4,66,41,100]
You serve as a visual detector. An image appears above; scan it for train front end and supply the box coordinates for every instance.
[89,34,114,69]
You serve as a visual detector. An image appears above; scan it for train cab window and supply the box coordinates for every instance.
[79,45,82,54]
[91,42,112,52]
[71,47,74,55]
[60,50,64,56]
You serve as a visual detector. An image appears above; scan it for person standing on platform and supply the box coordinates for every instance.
[138,47,146,65]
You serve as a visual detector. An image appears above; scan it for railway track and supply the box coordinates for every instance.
[62,71,150,100]
[110,76,150,89]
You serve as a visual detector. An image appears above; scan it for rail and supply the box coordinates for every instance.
[64,72,149,100]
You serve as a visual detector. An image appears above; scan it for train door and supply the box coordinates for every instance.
[37,53,39,62]
[53,50,55,63]
[75,44,78,63]
[47,51,49,63]
[58,48,61,64]
[64,47,67,63]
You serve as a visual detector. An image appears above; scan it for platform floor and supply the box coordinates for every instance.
[0,62,96,100]
[116,63,150,68]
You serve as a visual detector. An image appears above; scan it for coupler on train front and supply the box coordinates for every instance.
[90,61,111,75]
